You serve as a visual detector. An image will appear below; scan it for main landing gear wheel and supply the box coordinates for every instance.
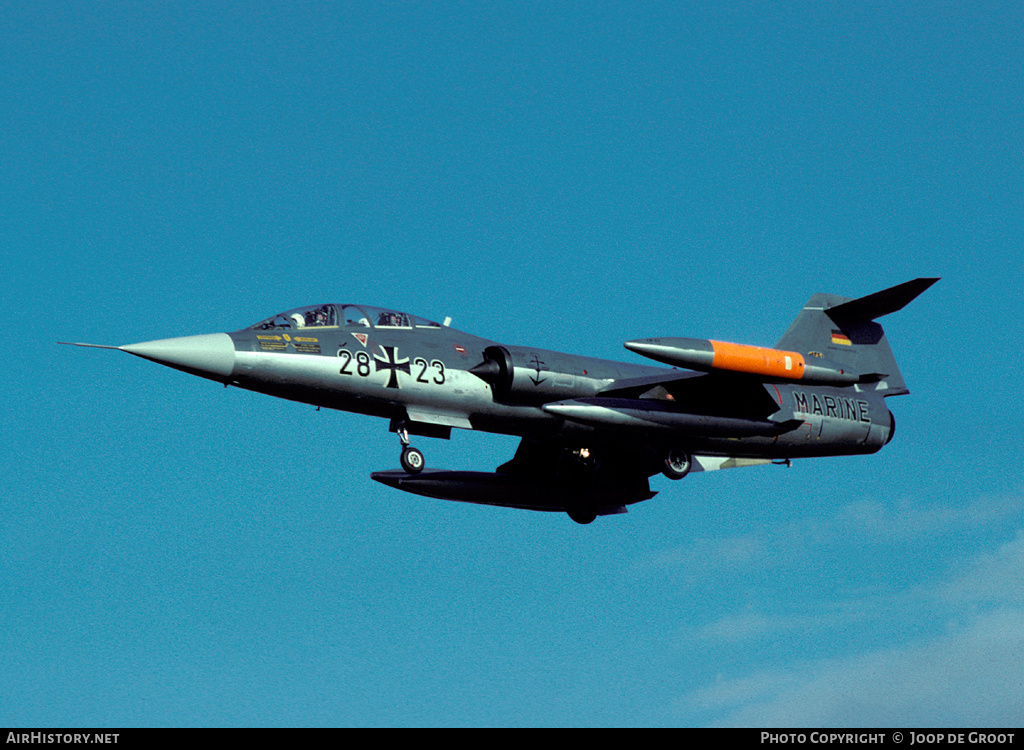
[662,449,692,480]
[400,445,425,475]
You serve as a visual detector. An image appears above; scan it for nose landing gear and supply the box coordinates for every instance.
[397,426,425,475]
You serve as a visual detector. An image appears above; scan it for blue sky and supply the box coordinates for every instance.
[3,1,1023,727]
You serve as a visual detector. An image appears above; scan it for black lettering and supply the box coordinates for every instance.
[824,395,837,417]
[842,398,857,421]
[414,357,429,383]
[812,394,823,415]
[794,392,809,413]
[338,349,353,375]
[431,359,446,385]
[858,400,870,423]
[356,351,371,377]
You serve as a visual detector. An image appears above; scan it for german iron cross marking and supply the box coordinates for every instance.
[374,345,410,389]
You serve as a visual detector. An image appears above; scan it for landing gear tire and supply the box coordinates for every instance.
[400,446,425,475]
[662,449,692,480]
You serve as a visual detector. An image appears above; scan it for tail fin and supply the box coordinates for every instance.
[774,278,939,396]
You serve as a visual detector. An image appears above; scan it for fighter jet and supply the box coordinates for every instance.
[61,278,938,524]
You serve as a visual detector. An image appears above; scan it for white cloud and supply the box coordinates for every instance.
[941,531,1024,606]
[832,489,1024,542]
[649,489,1024,591]
[687,605,1024,726]
[684,522,1024,726]
[648,533,768,584]
[668,488,1024,724]
[694,610,839,643]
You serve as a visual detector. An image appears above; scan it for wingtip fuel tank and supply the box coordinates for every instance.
[624,337,861,385]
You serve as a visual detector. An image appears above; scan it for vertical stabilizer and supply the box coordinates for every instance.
[774,278,938,397]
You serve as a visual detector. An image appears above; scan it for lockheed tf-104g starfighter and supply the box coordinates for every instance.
[62,278,938,523]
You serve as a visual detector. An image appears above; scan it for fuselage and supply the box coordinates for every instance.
[227,304,663,440]
[63,281,935,522]
[213,303,893,460]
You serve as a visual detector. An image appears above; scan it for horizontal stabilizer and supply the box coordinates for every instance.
[826,277,940,322]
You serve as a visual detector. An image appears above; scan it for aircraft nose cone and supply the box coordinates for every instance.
[120,333,236,381]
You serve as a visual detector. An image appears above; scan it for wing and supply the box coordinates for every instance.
[372,373,788,520]
[598,370,782,418]
[372,436,656,518]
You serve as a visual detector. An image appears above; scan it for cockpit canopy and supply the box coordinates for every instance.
[248,304,443,331]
